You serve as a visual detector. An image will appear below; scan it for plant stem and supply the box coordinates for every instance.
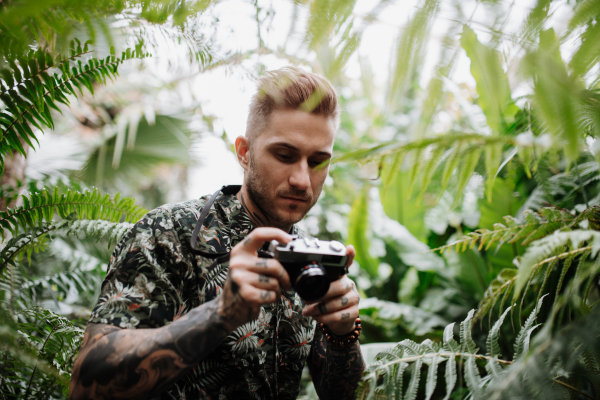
[552,378,597,400]
[574,160,589,208]
[24,323,62,399]
[0,351,8,398]
[364,352,513,375]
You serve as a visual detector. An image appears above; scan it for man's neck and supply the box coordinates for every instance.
[236,186,292,232]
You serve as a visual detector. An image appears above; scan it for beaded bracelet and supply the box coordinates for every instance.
[317,318,362,347]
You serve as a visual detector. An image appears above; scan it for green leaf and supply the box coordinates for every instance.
[381,163,429,242]
[524,28,583,163]
[450,147,482,210]
[460,25,515,134]
[347,186,378,277]
[387,0,440,109]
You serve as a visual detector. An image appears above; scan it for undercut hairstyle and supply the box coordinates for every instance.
[245,66,341,143]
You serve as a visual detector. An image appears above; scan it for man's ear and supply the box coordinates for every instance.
[235,136,250,171]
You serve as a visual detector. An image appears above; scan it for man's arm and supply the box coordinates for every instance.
[70,228,294,400]
[69,298,231,400]
[307,340,366,400]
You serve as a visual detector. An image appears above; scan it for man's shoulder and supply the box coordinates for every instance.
[141,196,212,224]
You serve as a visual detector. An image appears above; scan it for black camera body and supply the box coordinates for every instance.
[268,236,348,302]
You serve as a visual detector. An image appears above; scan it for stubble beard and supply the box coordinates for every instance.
[245,153,320,231]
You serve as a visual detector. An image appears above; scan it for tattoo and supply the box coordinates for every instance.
[318,302,328,315]
[341,313,350,320]
[255,260,267,268]
[241,193,268,226]
[307,340,365,400]
[230,279,240,295]
[340,297,348,306]
[260,291,271,300]
[259,274,270,283]
[69,298,231,400]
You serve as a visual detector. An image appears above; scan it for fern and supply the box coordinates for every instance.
[0,41,150,168]
[357,307,515,400]
[334,133,518,206]
[484,305,600,400]
[0,306,83,398]
[0,187,146,241]
[515,230,600,298]
[432,206,589,255]
[0,219,131,277]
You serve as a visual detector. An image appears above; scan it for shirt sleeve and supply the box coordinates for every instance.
[88,207,192,329]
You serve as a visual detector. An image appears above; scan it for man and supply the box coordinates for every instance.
[69,67,366,400]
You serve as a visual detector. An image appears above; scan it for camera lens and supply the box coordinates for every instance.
[295,263,329,302]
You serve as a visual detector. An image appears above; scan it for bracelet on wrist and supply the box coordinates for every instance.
[317,318,362,347]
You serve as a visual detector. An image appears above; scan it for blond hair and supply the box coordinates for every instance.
[245,67,340,142]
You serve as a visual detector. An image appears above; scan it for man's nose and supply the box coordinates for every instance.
[289,161,311,190]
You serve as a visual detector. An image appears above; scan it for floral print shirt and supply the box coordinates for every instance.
[89,189,317,399]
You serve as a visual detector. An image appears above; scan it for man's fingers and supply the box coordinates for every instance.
[240,227,292,253]
[345,244,356,268]
[238,285,280,305]
[246,258,292,290]
[312,308,359,327]
[302,292,359,317]
[305,276,355,304]
[231,269,281,292]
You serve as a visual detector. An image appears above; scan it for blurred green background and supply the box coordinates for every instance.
[1,0,600,398]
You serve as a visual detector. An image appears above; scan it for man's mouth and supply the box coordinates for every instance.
[279,195,310,203]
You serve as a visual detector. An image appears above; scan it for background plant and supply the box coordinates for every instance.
[2,0,600,399]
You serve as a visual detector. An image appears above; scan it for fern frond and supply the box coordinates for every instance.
[477,269,517,323]
[387,0,439,109]
[305,0,355,50]
[358,312,513,400]
[0,42,150,167]
[0,219,132,276]
[442,322,460,352]
[434,206,578,255]
[514,231,600,298]
[464,355,483,397]
[513,294,547,359]
[60,219,134,245]
[0,187,146,241]
[486,306,512,359]
[0,222,60,272]
[460,309,478,354]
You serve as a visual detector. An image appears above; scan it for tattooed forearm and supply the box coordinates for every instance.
[307,340,366,400]
[69,298,231,400]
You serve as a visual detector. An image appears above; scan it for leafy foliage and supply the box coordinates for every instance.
[0,187,145,241]
[0,40,150,169]
[357,302,546,400]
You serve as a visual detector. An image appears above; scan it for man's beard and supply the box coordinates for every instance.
[245,153,319,231]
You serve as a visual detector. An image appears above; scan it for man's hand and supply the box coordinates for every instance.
[217,227,293,331]
[301,245,359,335]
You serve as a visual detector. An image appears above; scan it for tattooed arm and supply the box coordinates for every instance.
[70,299,231,400]
[307,339,366,400]
[70,228,293,400]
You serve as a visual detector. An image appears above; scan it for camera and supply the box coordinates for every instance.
[268,236,348,302]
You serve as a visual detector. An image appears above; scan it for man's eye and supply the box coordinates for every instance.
[309,159,328,168]
[277,153,292,162]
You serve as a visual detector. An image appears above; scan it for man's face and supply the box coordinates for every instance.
[244,109,336,230]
